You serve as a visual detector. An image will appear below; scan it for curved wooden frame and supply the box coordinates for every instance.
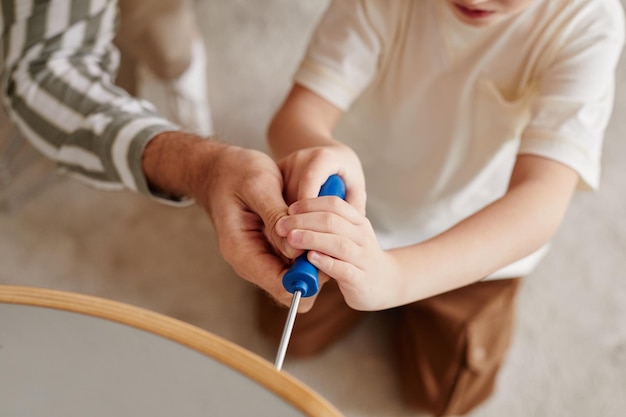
[0,285,344,417]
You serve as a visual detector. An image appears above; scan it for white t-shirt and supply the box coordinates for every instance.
[293,0,624,278]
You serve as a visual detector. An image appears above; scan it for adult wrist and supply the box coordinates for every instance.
[142,131,227,200]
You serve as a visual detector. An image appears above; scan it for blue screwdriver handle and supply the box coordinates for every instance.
[282,174,346,297]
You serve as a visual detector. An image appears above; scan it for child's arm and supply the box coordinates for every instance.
[268,85,367,214]
[273,92,579,311]
[386,154,577,307]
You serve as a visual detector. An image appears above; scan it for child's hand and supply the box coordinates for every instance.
[276,196,400,311]
[278,144,367,215]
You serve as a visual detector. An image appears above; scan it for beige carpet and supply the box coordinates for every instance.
[1,1,625,416]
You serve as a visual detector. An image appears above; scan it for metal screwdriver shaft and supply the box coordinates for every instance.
[274,289,301,371]
[274,174,346,371]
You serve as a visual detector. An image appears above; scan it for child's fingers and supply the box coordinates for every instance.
[297,167,343,201]
[287,223,362,268]
[299,167,367,216]
[306,251,366,307]
[344,187,367,216]
[276,198,370,263]
[279,214,363,253]
[289,196,362,222]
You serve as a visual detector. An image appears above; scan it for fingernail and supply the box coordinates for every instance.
[289,230,302,244]
[288,203,299,214]
[309,251,321,262]
[276,218,287,235]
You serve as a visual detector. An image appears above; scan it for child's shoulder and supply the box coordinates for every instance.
[542,0,625,48]
[539,0,624,29]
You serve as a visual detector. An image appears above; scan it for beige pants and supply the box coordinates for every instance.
[114,0,196,94]
[257,278,521,416]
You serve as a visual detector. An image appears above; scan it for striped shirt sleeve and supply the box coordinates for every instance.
[0,0,185,203]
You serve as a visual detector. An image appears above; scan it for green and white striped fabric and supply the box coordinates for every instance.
[0,0,182,201]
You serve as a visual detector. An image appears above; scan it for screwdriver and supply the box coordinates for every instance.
[274,174,346,371]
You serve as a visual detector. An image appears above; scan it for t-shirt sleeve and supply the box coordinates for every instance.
[519,1,625,190]
[293,0,385,110]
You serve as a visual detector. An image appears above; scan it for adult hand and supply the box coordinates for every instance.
[142,132,297,305]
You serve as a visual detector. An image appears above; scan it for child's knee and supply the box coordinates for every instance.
[394,279,520,415]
